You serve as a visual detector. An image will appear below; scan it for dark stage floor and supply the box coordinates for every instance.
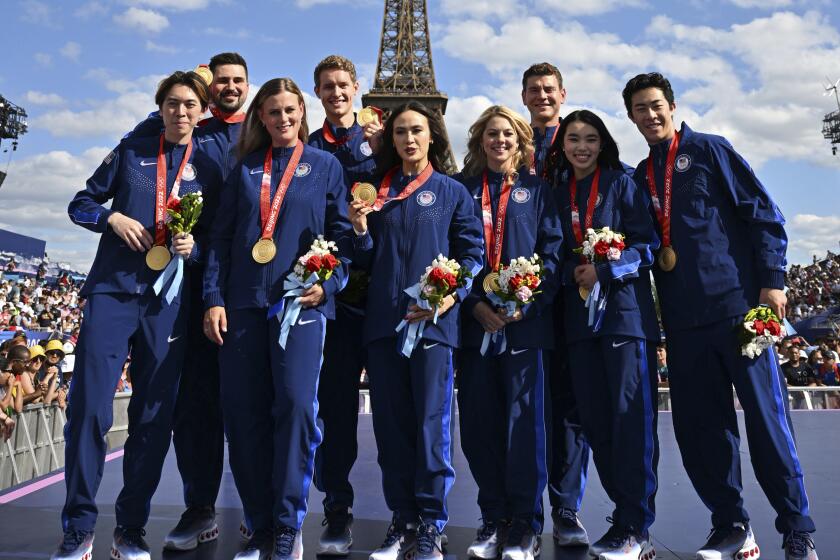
[1,411,837,560]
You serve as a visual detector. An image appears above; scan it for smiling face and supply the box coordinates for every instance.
[315,68,359,122]
[392,110,431,170]
[211,64,249,113]
[629,87,677,145]
[522,74,566,125]
[563,120,601,178]
[160,84,204,141]
[259,91,304,148]
[481,115,519,173]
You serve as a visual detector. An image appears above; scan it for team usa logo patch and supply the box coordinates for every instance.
[295,163,312,177]
[181,163,196,182]
[512,188,530,203]
[675,154,692,172]
[416,190,436,206]
[359,141,373,157]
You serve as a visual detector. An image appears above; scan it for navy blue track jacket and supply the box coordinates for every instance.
[202,143,353,319]
[555,167,660,344]
[633,123,787,332]
[457,168,563,350]
[308,117,377,184]
[69,136,223,298]
[354,169,484,348]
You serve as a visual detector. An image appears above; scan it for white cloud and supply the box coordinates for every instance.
[786,214,840,265]
[0,147,115,271]
[443,96,496,164]
[144,40,179,54]
[74,1,108,18]
[440,0,522,19]
[727,0,793,7]
[24,91,66,106]
[129,0,211,10]
[20,0,55,26]
[535,0,646,16]
[34,52,52,66]
[60,41,82,62]
[114,7,169,33]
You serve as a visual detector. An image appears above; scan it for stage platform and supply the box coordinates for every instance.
[1,411,837,560]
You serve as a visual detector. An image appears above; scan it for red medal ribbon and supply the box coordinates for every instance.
[529,124,560,177]
[321,119,356,146]
[373,163,434,211]
[259,141,304,240]
[645,131,680,248]
[154,134,193,246]
[481,170,513,272]
[569,167,600,263]
[208,106,246,124]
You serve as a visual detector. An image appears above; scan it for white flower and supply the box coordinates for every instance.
[607,247,621,261]
[515,286,532,302]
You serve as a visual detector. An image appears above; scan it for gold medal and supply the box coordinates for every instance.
[252,238,277,264]
[146,245,171,271]
[352,182,378,206]
[358,107,380,126]
[579,286,590,301]
[658,246,677,272]
[193,65,213,86]
[483,272,500,294]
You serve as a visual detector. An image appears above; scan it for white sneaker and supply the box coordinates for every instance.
[598,533,655,560]
[370,519,416,560]
[501,520,540,560]
[467,521,502,559]
[696,523,760,560]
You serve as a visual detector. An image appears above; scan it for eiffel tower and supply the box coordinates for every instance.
[363,0,459,173]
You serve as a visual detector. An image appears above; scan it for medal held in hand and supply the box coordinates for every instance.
[481,170,513,294]
[357,106,381,126]
[483,272,500,294]
[147,134,192,270]
[569,168,600,300]
[351,182,378,206]
[657,245,677,272]
[252,142,304,263]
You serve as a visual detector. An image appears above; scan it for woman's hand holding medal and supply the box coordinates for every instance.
[574,263,597,292]
[348,199,374,235]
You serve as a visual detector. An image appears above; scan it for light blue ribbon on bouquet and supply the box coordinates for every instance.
[268,271,319,349]
[585,280,609,332]
[480,292,518,356]
[152,254,184,305]
[395,283,438,358]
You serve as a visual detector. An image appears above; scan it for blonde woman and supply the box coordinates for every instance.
[454,105,562,560]
[203,78,353,560]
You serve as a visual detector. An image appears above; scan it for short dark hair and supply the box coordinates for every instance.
[375,101,453,175]
[546,109,623,177]
[522,62,563,91]
[155,70,210,110]
[622,72,675,115]
[209,52,248,79]
[7,345,30,361]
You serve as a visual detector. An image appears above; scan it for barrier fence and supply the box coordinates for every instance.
[2,388,838,492]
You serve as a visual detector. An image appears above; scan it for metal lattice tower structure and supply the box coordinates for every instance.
[363,0,458,173]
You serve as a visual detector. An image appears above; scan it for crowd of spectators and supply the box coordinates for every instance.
[786,250,840,321]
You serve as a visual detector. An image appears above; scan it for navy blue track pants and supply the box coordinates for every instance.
[568,336,659,534]
[667,316,815,534]
[314,304,365,513]
[366,337,455,532]
[61,291,187,531]
[218,306,325,531]
[457,347,548,533]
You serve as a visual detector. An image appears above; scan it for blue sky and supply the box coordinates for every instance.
[1,0,839,271]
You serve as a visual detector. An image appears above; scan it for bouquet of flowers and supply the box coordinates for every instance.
[481,254,543,355]
[397,255,472,357]
[153,191,203,304]
[738,305,784,359]
[574,226,625,263]
[573,226,625,329]
[270,235,339,348]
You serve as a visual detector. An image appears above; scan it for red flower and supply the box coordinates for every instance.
[612,239,625,251]
[306,255,323,273]
[594,241,610,256]
[525,274,540,288]
[429,267,447,287]
[509,276,523,289]
[767,320,781,337]
[446,273,458,289]
[753,319,766,336]
[322,253,338,270]
[167,197,181,213]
